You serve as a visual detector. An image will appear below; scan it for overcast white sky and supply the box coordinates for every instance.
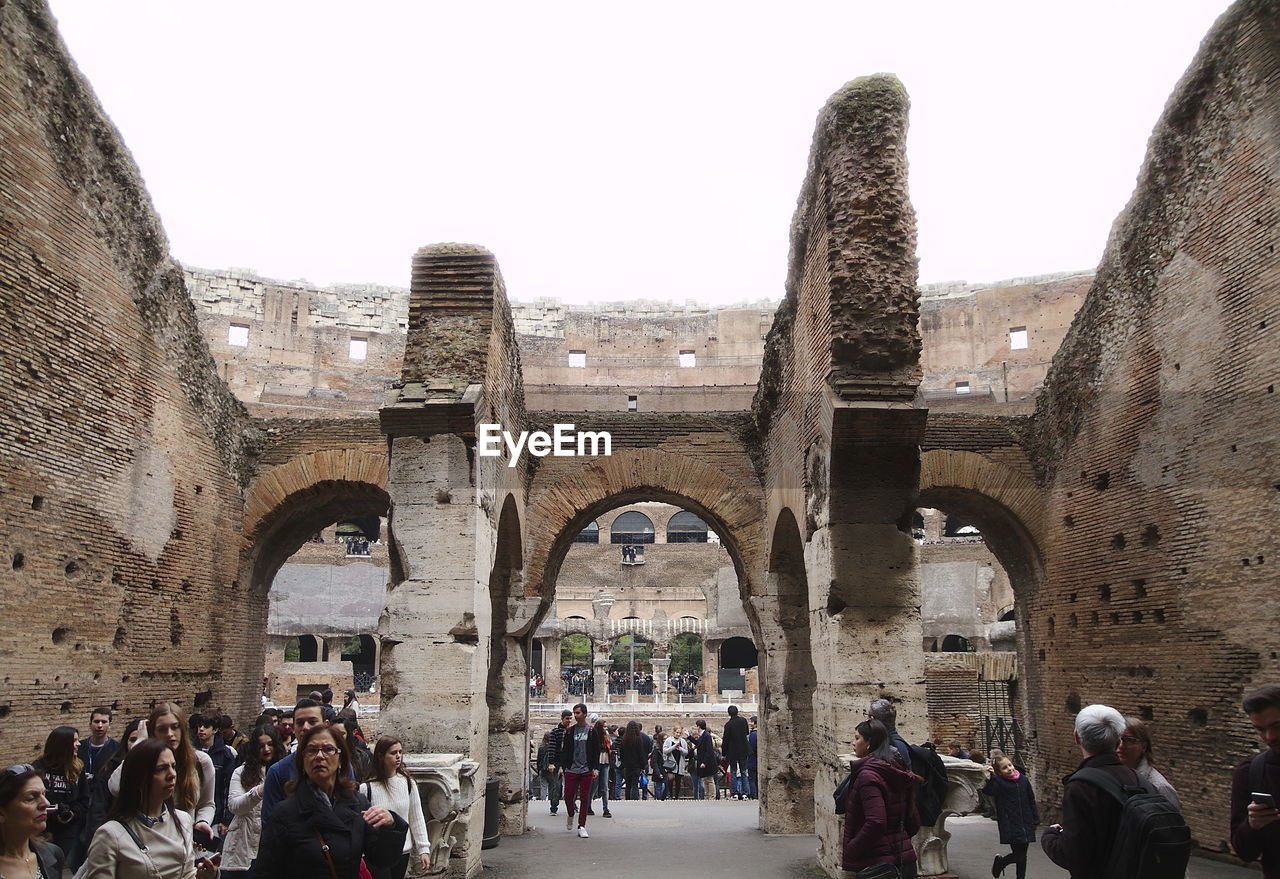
[47,1,1232,305]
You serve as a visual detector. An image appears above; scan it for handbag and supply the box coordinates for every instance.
[662,757,677,771]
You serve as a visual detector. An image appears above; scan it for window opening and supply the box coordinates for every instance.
[349,338,368,360]
[679,350,696,368]
[568,350,586,368]
[1009,326,1028,350]
[954,381,971,394]
[228,324,249,347]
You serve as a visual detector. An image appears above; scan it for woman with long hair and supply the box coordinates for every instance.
[1118,716,1181,809]
[147,703,215,833]
[619,721,648,800]
[220,723,284,878]
[662,725,689,800]
[32,725,86,858]
[362,736,431,879]
[842,718,921,879]
[590,718,613,818]
[0,764,65,879]
[85,718,145,855]
[254,725,407,879]
[79,737,217,879]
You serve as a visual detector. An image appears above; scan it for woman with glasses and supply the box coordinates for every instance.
[362,737,431,879]
[1118,716,1181,808]
[0,764,65,879]
[255,724,407,879]
[220,723,285,878]
[79,738,218,879]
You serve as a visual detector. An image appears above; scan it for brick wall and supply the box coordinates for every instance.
[1025,0,1280,850]
[0,0,260,759]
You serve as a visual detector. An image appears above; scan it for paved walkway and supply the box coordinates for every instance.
[482,799,1260,878]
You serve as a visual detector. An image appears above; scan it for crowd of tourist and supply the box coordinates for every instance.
[540,669,703,699]
[529,704,759,837]
[0,690,426,879]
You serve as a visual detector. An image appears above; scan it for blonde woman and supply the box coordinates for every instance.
[663,726,689,799]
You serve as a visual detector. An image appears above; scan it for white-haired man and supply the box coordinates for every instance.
[1041,703,1139,878]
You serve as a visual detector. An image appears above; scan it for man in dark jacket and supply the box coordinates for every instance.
[694,719,717,800]
[1232,684,1280,878]
[553,703,600,837]
[722,705,751,800]
[544,709,572,816]
[1041,703,1138,878]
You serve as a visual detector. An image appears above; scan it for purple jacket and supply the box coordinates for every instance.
[842,756,921,872]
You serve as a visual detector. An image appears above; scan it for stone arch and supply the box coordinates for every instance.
[241,450,391,595]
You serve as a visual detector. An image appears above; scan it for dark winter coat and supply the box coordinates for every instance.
[33,841,65,879]
[1041,752,1139,879]
[694,729,716,777]
[1231,749,1280,878]
[722,715,750,761]
[842,756,921,872]
[981,770,1040,844]
[254,778,407,879]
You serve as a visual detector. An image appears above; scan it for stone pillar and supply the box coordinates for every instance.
[543,637,563,701]
[592,655,611,706]
[378,433,490,877]
[650,657,671,703]
[701,638,720,699]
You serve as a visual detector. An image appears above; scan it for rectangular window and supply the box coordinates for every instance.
[955,381,971,395]
[1009,326,1029,350]
[349,338,368,360]
[679,350,696,368]
[627,395,638,411]
[568,350,586,368]
[228,323,249,347]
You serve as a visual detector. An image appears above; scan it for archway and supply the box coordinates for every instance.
[919,449,1047,784]
[719,636,759,693]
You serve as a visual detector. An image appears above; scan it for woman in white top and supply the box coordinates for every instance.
[363,737,430,879]
[78,738,217,879]
[220,724,285,878]
[663,725,690,800]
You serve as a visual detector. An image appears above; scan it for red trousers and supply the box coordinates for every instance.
[563,771,593,827]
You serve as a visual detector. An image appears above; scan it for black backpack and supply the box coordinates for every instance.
[906,742,949,826]
[1072,767,1191,879]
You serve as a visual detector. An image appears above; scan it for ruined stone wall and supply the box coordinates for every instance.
[920,272,1090,414]
[0,0,261,759]
[1025,0,1280,850]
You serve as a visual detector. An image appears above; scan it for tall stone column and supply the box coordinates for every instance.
[650,657,671,703]
[592,654,611,706]
[701,638,720,700]
[377,432,489,876]
[543,637,563,701]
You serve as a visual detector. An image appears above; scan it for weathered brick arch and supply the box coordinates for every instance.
[523,446,766,605]
[241,449,391,594]
[918,448,1046,575]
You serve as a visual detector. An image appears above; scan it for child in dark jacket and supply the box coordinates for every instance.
[981,753,1039,879]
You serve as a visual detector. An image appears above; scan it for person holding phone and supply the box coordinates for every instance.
[1232,684,1280,878]
[78,737,218,879]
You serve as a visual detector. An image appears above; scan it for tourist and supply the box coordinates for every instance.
[32,725,86,860]
[220,723,283,878]
[144,703,216,835]
[663,726,689,800]
[76,706,117,867]
[1041,704,1138,878]
[694,720,716,800]
[554,703,600,838]
[981,752,1039,879]
[686,727,704,800]
[254,725,407,878]
[1118,716,1180,808]
[79,738,219,879]
[321,690,338,722]
[747,716,759,800]
[619,721,649,800]
[338,689,361,721]
[275,711,296,752]
[870,699,912,770]
[723,705,750,800]
[841,718,920,878]
[591,716,613,817]
[260,697,327,829]
[1231,684,1280,878]
[649,728,667,800]
[948,742,970,760]
[363,737,431,879]
[545,710,572,816]
[218,714,249,754]
[90,718,144,835]
[0,763,65,879]
[193,712,236,832]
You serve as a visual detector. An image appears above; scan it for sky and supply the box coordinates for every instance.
[46,1,1234,305]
